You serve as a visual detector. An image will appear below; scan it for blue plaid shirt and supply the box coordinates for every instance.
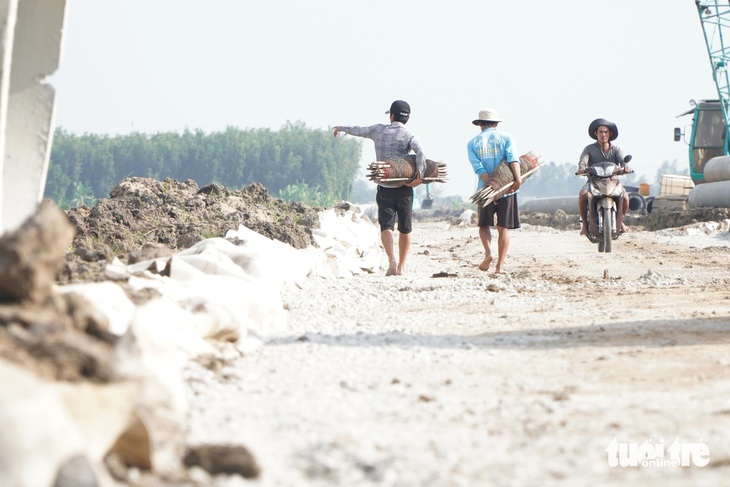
[339,122,426,179]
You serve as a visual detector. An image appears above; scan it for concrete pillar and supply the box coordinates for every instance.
[0,0,67,234]
[0,0,18,234]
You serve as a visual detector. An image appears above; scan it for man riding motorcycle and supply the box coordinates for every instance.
[576,118,632,236]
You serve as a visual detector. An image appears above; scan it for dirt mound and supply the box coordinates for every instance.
[62,178,322,284]
[520,206,730,232]
[60,179,730,285]
[634,206,730,230]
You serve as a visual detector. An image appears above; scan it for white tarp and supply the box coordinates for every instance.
[56,202,384,357]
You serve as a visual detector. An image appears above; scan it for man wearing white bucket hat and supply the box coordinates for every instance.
[467,108,522,274]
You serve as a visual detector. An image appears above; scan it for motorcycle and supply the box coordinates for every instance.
[577,155,632,253]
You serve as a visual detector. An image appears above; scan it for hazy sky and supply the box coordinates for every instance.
[50,0,717,199]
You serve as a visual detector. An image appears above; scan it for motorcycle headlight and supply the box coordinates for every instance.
[593,166,614,177]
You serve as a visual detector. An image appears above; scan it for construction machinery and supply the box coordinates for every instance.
[420,184,434,209]
[674,0,730,207]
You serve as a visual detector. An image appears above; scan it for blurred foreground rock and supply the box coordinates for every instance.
[0,181,387,486]
[0,199,74,303]
[0,199,259,486]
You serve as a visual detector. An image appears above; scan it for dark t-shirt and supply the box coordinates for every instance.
[578,143,626,171]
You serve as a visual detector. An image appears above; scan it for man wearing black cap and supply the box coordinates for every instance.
[333,100,425,276]
[577,118,632,235]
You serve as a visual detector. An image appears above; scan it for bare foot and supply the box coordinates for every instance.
[478,254,493,272]
[494,264,505,274]
[579,226,587,236]
[386,261,397,276]
[396,264,405,276]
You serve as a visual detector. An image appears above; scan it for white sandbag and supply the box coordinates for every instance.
[312,207,384,276]
[54,280,136,336]
[127,271,286,343]
[119,241,287,344]
[117,300,193,474]
[176,237,258,279]
[0,360,85,487]
[224,225,321,287]
[169,275,284,339]
[55,381,141,463]
[318,207,379,251]
[458,209,476,226]
[124,256,170,276]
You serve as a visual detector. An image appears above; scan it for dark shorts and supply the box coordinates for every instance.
[376,185,414,233]
[478,194,520,229]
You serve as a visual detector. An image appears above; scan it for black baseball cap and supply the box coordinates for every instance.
[385,100,411,117]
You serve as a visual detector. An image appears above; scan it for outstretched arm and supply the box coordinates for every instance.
[334,125,376,139]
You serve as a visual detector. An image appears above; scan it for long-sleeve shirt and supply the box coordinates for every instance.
[467,127,518,192]
[578,142,626,171]
[338,122,426,180]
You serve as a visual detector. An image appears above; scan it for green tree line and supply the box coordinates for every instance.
[46,121,690,209]
[45,121,363,208]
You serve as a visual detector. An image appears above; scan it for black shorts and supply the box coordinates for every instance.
[478,194,520,229]
[376,185,414,233]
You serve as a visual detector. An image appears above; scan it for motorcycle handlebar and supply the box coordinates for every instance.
[575,166,633,177]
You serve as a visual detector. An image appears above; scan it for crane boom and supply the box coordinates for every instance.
[696,1,730,135]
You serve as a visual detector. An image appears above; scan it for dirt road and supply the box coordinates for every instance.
[185,221,730,487]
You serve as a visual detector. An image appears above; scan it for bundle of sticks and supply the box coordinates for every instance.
[470,151,542,207]
[367,155,448,188]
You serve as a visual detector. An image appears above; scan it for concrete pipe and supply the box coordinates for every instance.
[628,192,646,214]
[688,179,730,208]
[521,196,579,214]
[645,196,655,213]
[704,156,730,183]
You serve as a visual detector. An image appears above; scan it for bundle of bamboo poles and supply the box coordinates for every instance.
[367,155,448,188]
[470,151,542,207]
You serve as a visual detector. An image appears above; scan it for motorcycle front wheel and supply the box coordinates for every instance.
[603,209,612,253]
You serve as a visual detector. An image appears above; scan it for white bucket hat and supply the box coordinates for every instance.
[472,108,502,125]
